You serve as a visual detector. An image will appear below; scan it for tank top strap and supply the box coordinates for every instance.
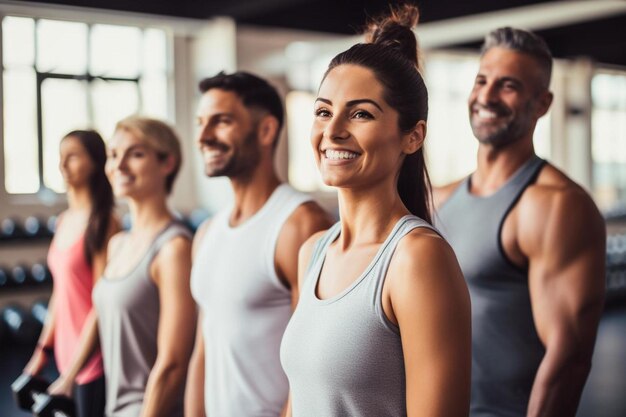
[506,155,546,195]
[370,215,438,330]
[139,221,192,273]
[302,222,341,289]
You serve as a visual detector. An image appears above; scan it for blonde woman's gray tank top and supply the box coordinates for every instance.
[280,215,435,417]
[93,221,191,417]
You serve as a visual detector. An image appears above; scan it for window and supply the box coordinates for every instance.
[592,70,626,211]
[2,16,169,194]
[286,90,331,192]
[423,53,479,186]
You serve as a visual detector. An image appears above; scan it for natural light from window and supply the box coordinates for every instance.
[2,16,169,194]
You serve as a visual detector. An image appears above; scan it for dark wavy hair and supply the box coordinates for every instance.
[323,4,432,223]
[62,130,114,265]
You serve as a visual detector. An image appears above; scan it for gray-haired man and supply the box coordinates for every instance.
[435,27,606,417]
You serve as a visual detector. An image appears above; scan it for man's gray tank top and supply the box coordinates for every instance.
[281,215,435,417]
[92,221,191,417]
[436,155,546,417]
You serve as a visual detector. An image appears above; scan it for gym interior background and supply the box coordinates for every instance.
[0,0,624,415]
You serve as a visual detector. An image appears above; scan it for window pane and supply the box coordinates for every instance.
[37,19,87,74]
[3,69,39,193]
[140,75,168,119]
[90,24,141,78]
[92,79,139,139]
[2,16,35,68]
[592,71,626,210]
[143,28,168,74]
[41,78,89,192]
[424,55,479,186]
[286,91,329,192]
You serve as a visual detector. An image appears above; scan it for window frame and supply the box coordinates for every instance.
[591,65,626,211]
[0,2,203,209]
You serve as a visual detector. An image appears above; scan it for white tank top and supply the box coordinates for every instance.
[190,184,312,417]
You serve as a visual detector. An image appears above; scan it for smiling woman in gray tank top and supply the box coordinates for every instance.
[280,5,471,417]
[92,116,196,417]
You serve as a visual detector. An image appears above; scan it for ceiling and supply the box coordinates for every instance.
[16,0,626,67]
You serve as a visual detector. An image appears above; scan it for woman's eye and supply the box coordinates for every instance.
[353,110,373,119]
[314,108,331,117]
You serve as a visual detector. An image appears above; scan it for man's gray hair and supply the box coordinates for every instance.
[481,27,553,90]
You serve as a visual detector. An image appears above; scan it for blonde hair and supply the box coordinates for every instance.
[114,115,182,194]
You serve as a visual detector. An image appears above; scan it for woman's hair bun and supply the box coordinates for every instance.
[365,3,420,66]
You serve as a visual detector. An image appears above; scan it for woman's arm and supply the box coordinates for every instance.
[47,310,99,396]
[24,213,66,376]
[388,230,471,417]
[24,293,56,375]
[184,316,206,417]
[141,235,196,417]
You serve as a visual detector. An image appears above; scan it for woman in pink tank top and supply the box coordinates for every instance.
[23,130,119,417]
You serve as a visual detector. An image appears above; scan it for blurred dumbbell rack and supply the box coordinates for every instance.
[0,216,54,315]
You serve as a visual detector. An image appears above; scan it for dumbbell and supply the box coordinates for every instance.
[11,264,31,286]
[32,300,49,327]
[32,392,76,417]
[11,373,50,410]
[1,305,40,345]
[24,216,47,238]
[11,374,76,416]
[1,217,26,240]
[31,262,52,285]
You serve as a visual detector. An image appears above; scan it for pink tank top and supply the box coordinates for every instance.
[47,233,104,385]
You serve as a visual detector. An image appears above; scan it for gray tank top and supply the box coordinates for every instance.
[436,155,546,417]
[280,215,435,417]
[92,221,191,417]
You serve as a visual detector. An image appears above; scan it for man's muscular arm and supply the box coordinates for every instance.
[524,187,605,417]
[275,201,333,309]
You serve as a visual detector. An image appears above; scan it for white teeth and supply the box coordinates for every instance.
[204,150,223,158]
[477,109,498,119]
[324,150,358,160]
[115,176,133,185]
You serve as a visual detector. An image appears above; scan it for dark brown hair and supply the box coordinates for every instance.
[323,4,432,223]
[62,130,114,265]
[199,71,284,149]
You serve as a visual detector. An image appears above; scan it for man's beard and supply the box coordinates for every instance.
[470,102,534,148]
[204,130,261,179]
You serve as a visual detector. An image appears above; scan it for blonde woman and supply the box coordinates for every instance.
[93,116,196,417]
